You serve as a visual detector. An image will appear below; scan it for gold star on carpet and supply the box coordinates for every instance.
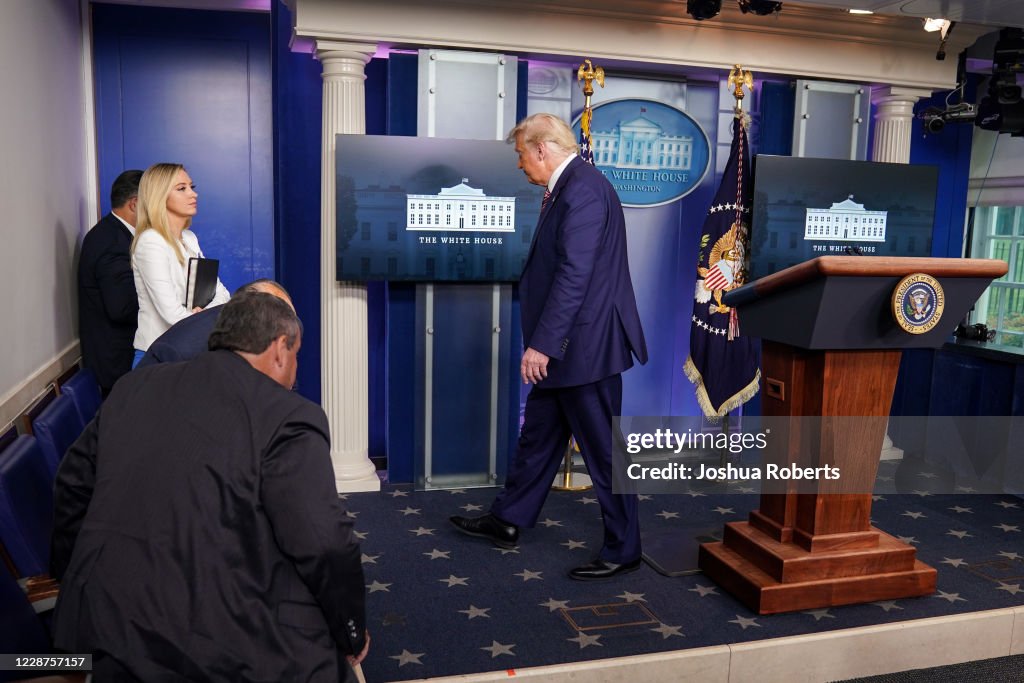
[651,623,684,639]
[728,615,761,629]
[567,632,602,649]
[539,598,570,611]
[440,574,469,587]
[389,649,424,667]
[459,605,492,619]
[481,641,515,657]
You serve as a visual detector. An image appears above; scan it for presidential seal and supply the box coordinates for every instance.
[892,273,945,334]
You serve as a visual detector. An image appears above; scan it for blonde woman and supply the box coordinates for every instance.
[131,163,230,367]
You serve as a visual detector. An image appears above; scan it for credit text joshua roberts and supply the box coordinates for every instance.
[626,463,841,480]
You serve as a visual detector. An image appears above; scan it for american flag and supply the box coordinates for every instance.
[703,259,735,291]
[683,117,760,418]
[578,104,594,164]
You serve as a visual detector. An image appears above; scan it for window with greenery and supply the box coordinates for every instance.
[969,205,1024,347]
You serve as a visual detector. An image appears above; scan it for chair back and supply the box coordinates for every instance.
[30,395,84,479]
[0,566,51,678]
[60,367,103,425]
[0,435,54,577]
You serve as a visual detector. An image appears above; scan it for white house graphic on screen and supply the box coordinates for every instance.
[804,195,887,242]
[406,179,516,232]
[591,116,692,170]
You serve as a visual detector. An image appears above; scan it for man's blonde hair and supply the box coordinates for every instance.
[133,162,192,265]
[506,113,578,156]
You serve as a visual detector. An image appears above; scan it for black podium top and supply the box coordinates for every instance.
[724,256,1008,350]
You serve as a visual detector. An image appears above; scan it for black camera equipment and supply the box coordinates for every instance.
[955,322,996,342]
[975,28,1024,136]
[687,0,722,20]
[919,103,977,133]
[738,0,781,15]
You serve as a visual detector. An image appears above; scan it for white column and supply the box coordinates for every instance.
[871,86,933,164]
[316,40,380,492]
[871,85,933,461]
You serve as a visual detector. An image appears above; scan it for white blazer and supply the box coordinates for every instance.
[132,229,230,351]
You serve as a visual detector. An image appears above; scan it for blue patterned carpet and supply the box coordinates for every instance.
[347,467,1024,681]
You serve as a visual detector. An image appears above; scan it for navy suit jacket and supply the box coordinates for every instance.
[519,156,647,388]
[51,351,366,682]
[77,213,138,391]
[136,305,222,369]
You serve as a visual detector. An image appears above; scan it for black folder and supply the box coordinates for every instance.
[185,257,219,310]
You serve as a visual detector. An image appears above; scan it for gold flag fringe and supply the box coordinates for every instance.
[683,356,761,421]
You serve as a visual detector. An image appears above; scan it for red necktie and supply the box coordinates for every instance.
[541,189,552,211]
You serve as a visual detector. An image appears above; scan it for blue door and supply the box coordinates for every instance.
[92,4,273,291]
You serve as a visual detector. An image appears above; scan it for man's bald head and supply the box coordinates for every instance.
[237,279,294,311]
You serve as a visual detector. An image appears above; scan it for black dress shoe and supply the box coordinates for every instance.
[569,557,642,581]
[449,513,519,549]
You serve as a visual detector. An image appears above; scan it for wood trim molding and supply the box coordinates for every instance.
[0,341,81,429]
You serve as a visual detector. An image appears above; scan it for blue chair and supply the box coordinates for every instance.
[59,367,102,426]
[0,568,52,682]
[30,395,84,479]
[0,435,54,577]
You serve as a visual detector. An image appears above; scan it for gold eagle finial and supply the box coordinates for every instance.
[728,64,754,113]
[577,59,605,98]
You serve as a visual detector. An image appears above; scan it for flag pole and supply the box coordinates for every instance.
[552,59,605,493]
[726,64,753,340]
[683,63,761,419]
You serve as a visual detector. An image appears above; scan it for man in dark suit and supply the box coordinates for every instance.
[135,279,292,369]
[451,113,648,580]
[78,170,144,396]
[51,291,368,682]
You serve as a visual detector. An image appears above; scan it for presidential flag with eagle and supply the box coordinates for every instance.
[683,106,760,419]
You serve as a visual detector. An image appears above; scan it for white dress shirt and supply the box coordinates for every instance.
[111,212,136,237]
[548,153,577,193]
[132,229,230,351]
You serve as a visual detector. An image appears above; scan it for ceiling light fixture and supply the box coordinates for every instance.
[687,0,723,21]
[738,0,782,15]
[847,9,873,15]
[923,18,951,34]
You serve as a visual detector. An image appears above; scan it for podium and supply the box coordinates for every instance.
[697,256,1008,614]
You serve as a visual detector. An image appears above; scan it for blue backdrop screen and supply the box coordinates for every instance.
[749,155,939,280]
[335,135,543,282]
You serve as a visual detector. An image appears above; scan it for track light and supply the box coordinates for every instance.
[687,1,783,22]
[738,0,781,15]
[687,0,722,21]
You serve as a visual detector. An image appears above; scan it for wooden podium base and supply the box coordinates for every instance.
[699,522,936,614]
[694,258,1007,615]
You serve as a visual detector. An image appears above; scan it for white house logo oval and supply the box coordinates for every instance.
[573,98,711,208]
[892,273,945,334]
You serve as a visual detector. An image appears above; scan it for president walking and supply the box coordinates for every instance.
[451,113,648,580]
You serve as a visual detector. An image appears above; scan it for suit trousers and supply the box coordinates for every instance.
[491,373,640,564]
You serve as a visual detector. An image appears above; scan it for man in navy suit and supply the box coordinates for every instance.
[51,290,368,682]
[451,113,648,580]
[136,279,292,369]
[78,170,143,396]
